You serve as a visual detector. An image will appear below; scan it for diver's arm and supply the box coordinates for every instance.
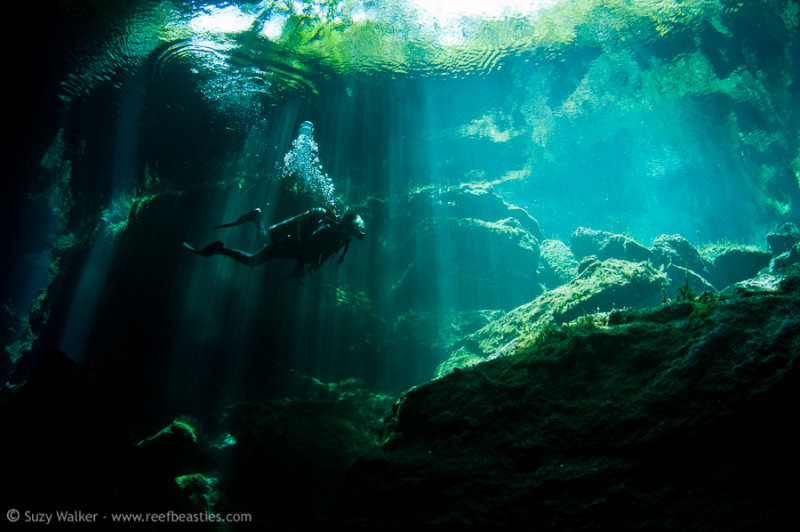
[337,240,351,264]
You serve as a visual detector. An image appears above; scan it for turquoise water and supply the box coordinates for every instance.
[3,0,799,420]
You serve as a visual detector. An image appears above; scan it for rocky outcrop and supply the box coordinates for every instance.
[538,238,579,289]
[331,270,800,530]
[405,183,544,241]
[650,233,711,277]
[437,224,790,379]
[570,228,778,293]
[436,258,667,377]
[570,227,653,263]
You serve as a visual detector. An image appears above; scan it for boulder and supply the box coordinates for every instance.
[766,222,800,255]
[711,248,772,288]
[650,233,712,278]
[570,227,653,263]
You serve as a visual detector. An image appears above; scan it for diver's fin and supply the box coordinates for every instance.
[213,208,262,230]
[182,241,224,257]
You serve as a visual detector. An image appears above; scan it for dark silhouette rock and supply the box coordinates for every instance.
[766,222,800,255]
[332,270,800,530]
[1,350,206,521]
[711,248,771,288]
[220,384,392,530]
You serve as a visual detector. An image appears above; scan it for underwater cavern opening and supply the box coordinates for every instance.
[3,0,800,530]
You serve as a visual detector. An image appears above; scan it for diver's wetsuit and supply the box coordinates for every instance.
[183,207,365,279]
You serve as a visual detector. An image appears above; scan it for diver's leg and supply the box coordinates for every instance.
[214,208,267,244]
[253,212,268,246]
[182,240,274,267]
[215,246,265,267]
[182,241,224,257]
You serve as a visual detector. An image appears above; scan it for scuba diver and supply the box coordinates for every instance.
[182,206,365,281]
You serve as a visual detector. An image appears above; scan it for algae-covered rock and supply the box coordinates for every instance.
[174,473,224,516]
[570,227,653,263]
[650,233,712,277]
[135,417,214,477]
[538,238,579,289]
[332,270,800,530]
[436,258,667,377]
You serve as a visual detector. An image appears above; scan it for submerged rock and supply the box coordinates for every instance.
[663,264,715,300]
[771,241,800,273]
[710,247,771,288]
[650,233,711,278]
[436,258,667,377]
[538,238,579,289]
[766,222,800,255]
[1,350,204,518]
[569,228,775,292]
[220,393,388,529]
[135,417,214,477]
[570,227,653,263]
[332,270,800,530]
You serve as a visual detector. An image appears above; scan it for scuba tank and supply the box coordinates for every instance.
[268,207,333,242]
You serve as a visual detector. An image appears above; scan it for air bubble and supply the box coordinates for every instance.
[280,121,337,210]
